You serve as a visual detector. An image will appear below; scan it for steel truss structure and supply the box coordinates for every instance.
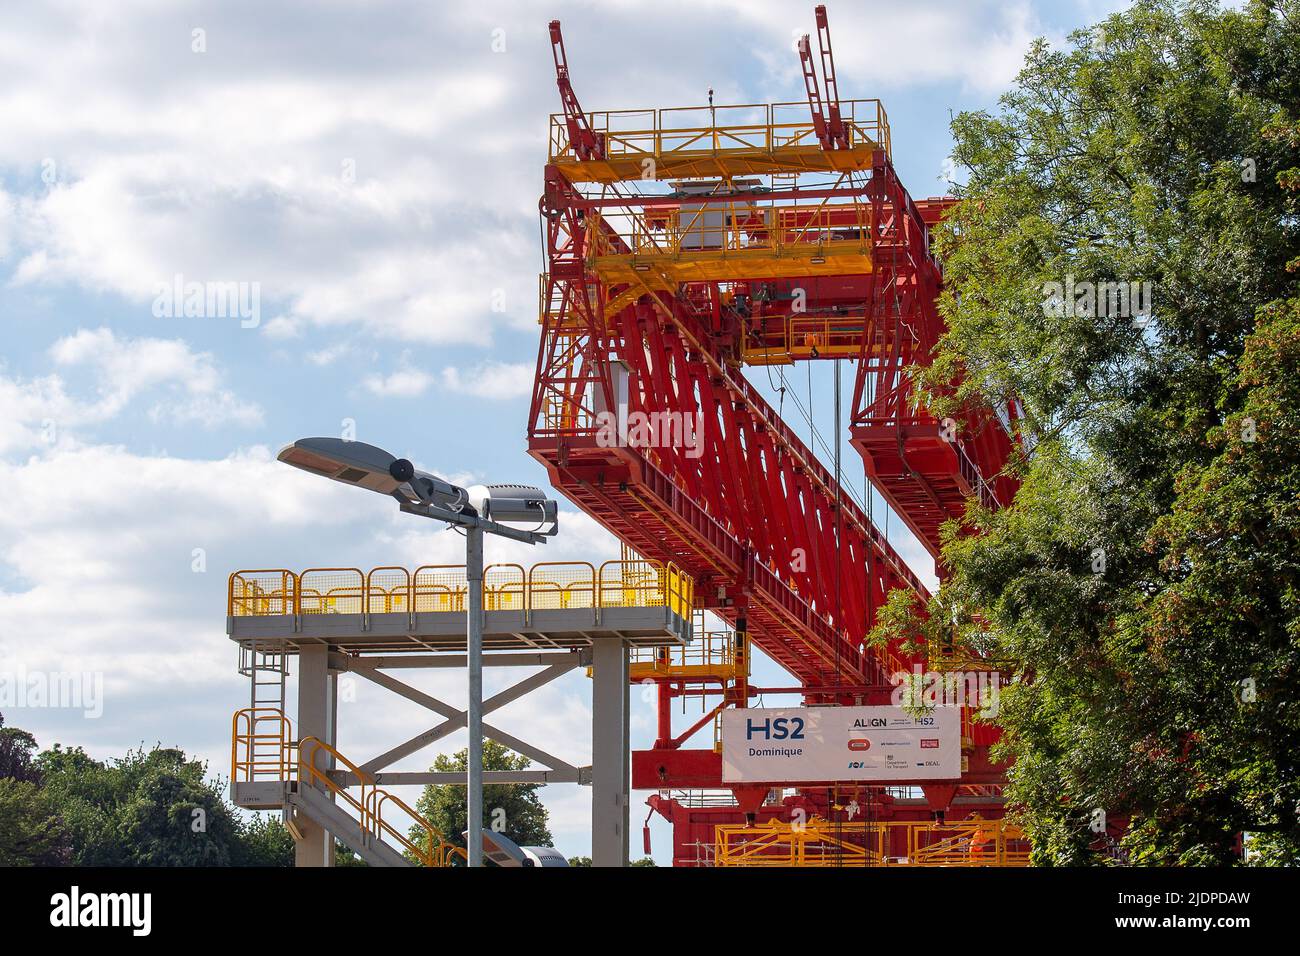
[529,7,1022,865]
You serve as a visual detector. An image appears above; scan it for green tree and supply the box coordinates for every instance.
[0,712,42,784]
[234,814,295,867]
[410,740,552,865]
[0,777,72,865]
[905,0,1299,864]
[37,744,247,866]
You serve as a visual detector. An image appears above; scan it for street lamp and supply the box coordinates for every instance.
[277,437,558,868]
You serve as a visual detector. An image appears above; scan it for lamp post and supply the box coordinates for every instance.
[277,437,558,867]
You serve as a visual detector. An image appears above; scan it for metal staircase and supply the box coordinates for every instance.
[231,709,465,867]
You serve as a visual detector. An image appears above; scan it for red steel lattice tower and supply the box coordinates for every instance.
[529,7,1020,865]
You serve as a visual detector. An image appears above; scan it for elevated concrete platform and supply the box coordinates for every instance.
[228,605,691,654]
[226,559,695,654]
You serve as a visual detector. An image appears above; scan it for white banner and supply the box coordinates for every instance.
[721,706,960,783]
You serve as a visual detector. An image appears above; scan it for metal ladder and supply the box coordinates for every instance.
[239,640,289,771]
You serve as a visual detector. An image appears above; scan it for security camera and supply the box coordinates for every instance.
[467,484,559,525]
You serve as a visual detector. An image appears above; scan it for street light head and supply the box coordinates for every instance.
[278,437,407,496]
[278,436,557,537]
[279,437,471,512]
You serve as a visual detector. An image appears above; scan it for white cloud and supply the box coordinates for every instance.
[363,353,435,397]
[733,0,1050,96]
[440,361,533,400]
[0,328,260,452]
[306,341,354,367]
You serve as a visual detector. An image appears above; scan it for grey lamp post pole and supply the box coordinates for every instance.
[465,525,485,869]
[276,438,557,870]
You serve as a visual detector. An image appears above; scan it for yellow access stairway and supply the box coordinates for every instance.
[231,708,465,867]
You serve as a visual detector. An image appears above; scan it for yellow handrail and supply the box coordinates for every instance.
[548,98,891,167]
[366,566,411,614]
[232,711,464,867]
[231,707,296,782]
[713,817,1030,867]
[229,560,696,623]
[588,200,874,263]
[366,789,462,868]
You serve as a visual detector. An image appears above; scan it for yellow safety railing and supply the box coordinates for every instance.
[229,560,695,621]
[528,561,597,610]
[629,622,736,678]
[231,709,462,867]
[742,312,882,365]
[366,566,412,614]
[548,99,891,170]
[588,201,872,263]
[713,817,1031,867]
[231,707,297,782]
[300,568,364,616]
[229,570,297,617]
[366,789,466,868]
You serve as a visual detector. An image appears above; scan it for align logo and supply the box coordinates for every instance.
[50,886,151,937]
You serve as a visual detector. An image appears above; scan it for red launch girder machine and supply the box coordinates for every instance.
[528,7,1020,865]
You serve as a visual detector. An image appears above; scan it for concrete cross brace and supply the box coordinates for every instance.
[346,658,581,776]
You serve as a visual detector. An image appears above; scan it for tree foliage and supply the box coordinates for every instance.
[0,713,305,868]
[410,740,552,865]
[0,712,42,784]
[913,0,1300,864]
[0,778,73,866]
[36,743,247,865]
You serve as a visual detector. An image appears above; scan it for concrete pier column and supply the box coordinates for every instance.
[591,638,629,867]
[295,644,335,867]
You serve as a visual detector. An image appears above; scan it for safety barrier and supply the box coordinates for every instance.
[231,706,297,782]
[713,817,1030,867]
[229,559,694,621]
[231,709,464,867]
[548,98,891,168]
[587,200,873,263]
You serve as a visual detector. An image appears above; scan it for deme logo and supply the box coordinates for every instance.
[746,717,805,740]
[847,738,871,752]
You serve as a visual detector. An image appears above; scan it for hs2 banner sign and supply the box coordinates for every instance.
[721,706,960,783]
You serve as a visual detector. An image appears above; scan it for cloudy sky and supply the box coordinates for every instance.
[0,0,1129,862]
